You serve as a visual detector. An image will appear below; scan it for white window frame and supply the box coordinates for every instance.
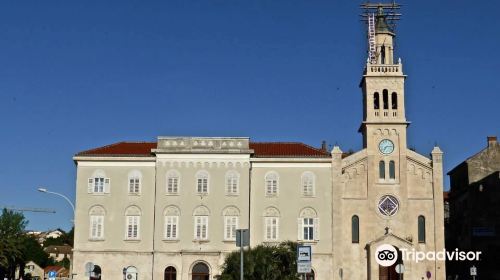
[126,215,140,240]
[224,216,239,241]
[298,217,320,242]
[165,216,179,240]
[128,177,140,194]
[225,171,240,195]
[89,215,104,240]
[265,172,279,197]
[88,177,110,194]
[194,216,209,240]
[166,170,180,195]
[264,217,279,241]
[196,171,209,195]
[301,172,315,197]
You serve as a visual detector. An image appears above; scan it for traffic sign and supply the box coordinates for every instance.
[48,270,57,280]
[297,245,312,262]
[297,262,312,273]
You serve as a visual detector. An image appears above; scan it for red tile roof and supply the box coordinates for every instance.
[249,142,330,158]
[76,142,156,157]
[76,141,330,158]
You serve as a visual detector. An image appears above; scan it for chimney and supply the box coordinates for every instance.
[487,136,498,147]
[321,140,327,152]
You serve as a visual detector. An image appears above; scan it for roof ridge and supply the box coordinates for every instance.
[76,141,126,155]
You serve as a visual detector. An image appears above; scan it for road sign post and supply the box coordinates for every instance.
[297,245,312,278]
[236,229,249,280]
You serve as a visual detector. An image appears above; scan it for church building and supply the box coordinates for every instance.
[72,3,446,280]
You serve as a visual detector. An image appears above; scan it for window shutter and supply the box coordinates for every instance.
[104,178,110,193]
[88,178,94,193]
[275,218,279,240]
[297,218,303,241]
[314,218,320,241]
[194,217,198,239]
[204,217,209,239]
[173,217,178,239]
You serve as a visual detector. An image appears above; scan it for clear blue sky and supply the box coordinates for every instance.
[1,1,498,231]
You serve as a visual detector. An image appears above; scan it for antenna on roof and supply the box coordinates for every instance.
[360,1,402,64]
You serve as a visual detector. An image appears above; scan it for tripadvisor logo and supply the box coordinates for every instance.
[375,244,482,266]
[375,244,399,267]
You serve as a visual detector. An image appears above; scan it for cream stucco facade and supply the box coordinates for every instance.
[72,6,445,280]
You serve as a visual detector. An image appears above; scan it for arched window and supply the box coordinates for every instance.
[265,171,279,196]
[193,206,210,241]
[128,170,142,194]
[166,170,180,194]
[164,206,180,240]
[389,160,396,180]
[301,172,315,196]
[223,206,240,241]
[391,92,398,109]
[191,262,209,280]
[352,215,359,243]
[381,45,386,64]
[301,269,315,280]
[88,169,110,194]
[125,206,141,240]
[164,266,176,280]
[89,206,105,240]
[264,207,280,241]
[374,92,380,109]
[195,171,209,194]
[418,215,426,243]
[383,89,389,109]
[379,161,386,180]
[90,264,101,280]
[225,171,239,195]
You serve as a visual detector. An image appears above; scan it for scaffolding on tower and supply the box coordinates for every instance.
[360,1,402,64]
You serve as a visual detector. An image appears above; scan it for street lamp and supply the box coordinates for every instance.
[38,187,76,279]
[37,187,75,215]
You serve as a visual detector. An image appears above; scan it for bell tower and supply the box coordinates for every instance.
[360,2,408,184]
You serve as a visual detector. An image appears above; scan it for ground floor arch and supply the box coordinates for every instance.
[191,262,210,280]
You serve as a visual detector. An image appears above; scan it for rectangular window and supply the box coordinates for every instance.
[90,215,104,239]
[167,177,179,194]
[226,177,238,195]
[266,180,277,196]
[302,218,314,241]
[194,216,208,240]
[265,217,279,241]
[303,180,314,196]
[224,216,238,241]
[94,178,104,193]
[88,177,110,193]
[129,178,140,194]
[165,216,179,240]
[197,178,208,194]
[126,216,140,240]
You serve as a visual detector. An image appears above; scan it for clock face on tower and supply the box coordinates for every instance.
[379,139,394,155]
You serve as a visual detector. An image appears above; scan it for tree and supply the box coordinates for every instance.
[0,208,28,279]
[22,235,53,268]
[219,241,301,280]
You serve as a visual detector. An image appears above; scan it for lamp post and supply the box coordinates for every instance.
[37,187,76,279]
[37,187,75,215]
